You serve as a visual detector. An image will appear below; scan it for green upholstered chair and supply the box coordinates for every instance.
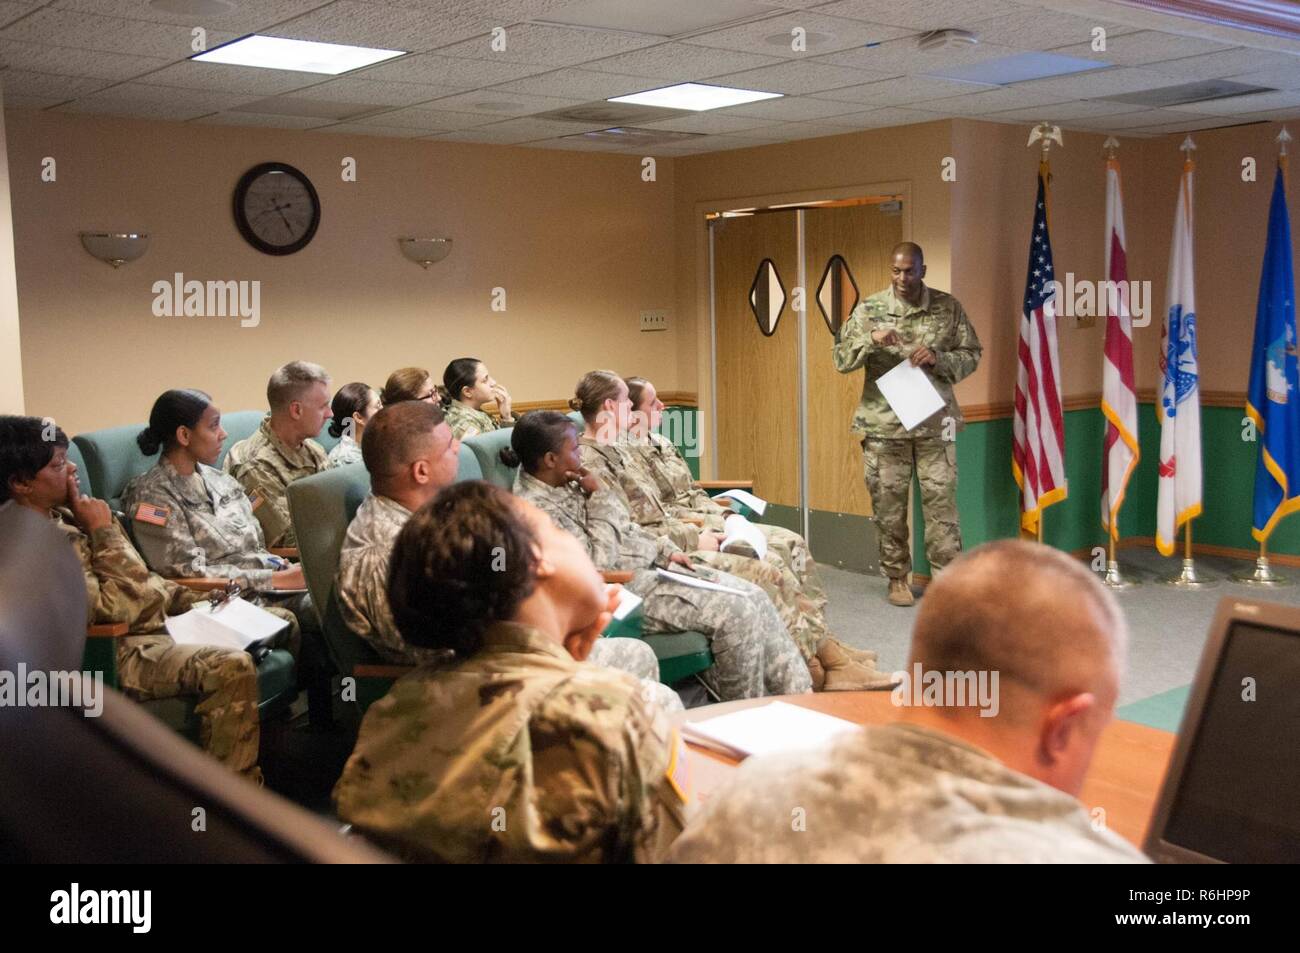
[71,423,158,514]
[64,439,91,497]
[286,463,403,714]
[213,410,265,470]
[456,441,483,482]
[462,430,716,694]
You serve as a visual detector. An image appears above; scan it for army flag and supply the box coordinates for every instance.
[1013,162,1067,533]
[1101,154,1139,540]
[1246,163,1300,541]
[1156,147,1203,555]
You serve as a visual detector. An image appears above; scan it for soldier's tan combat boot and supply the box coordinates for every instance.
[829,637,878,665]
[816,639,897,691]
[807,654,827,692]
[887,577,914,607]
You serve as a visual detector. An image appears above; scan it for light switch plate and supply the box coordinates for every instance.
[640,309,668,332]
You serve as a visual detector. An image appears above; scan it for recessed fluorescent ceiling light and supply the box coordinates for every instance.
[193,35,406,74]
[611,83,781,111]
[929,52,1107,85]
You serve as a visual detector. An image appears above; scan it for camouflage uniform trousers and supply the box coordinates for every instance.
[697,517,830,624]
[862,435,960,580]
[627,566,812,701]
[116,634,261,778]
[691,550,825,664]
[588,638,685,713]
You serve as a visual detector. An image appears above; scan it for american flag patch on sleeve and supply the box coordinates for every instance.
[248,490,263,511]
[133,502,170,526]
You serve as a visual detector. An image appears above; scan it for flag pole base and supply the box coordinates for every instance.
[1163,558,1219,589]
[1231,556,1292,586]
[1100,560,1139,590]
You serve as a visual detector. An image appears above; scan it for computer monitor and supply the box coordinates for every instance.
[1145,597,1300,863]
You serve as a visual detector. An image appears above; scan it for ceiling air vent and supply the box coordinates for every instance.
[1104,79,1276,108]
[917,29,978,53]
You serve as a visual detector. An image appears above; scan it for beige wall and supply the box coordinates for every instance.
[6,109,679,435]
[0,87,24,414]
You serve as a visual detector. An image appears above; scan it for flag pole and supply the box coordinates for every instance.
[1232,127,1294,587]
[1100,136,1139,590]
[1165,519,1218,588]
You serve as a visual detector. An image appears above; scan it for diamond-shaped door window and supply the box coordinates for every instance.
[749,258,786,337]
[816,254,860,337]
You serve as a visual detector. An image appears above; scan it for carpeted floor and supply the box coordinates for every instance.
[820,547,1300,713]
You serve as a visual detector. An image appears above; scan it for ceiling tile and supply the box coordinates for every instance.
[1140,114,1271,135]
[814,37,1022,74]
[488,67,657,99]
[961,11,1140,51]
[638,111,781,134]
[1227,65,1300,91]
[133,61,328,96]
[687,11,911,58]
[985,98,1148,121]
[708,59,892,94]
[266,0,488,51]
[810,75,991,105]
[1014,66,1187,99]
[0,8,239,59]
[430,22,660,66]
[416,87,585,116]
[289,76,467,107]
[1044,30,1233,68]
[0,2,44,29]
[1064,108,1207,130]
[0,68,113,101]
[353,51,549,86]
[810,0,1029,31]
[52,0,329,32]
[428,115,610,143]
[1166,88,1300,116]
[582,41,786,81]
[717,93,891,119]
[313,121,438,138]
[355,105,502,129]
[1146,48,1300,80]
[918,85,1063,115]
[193,112,339,129]
[57,83,251,120]
[0,38,171,81]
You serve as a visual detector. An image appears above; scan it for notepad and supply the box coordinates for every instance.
[680,701,859,760]
[876,359,946,431]
[712,488,768,516]
[166,598,289,653]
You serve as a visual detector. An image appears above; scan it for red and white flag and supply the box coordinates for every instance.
[1013,162,1068,533]
[1101,151,1139,539]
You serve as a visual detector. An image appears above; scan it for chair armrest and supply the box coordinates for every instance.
[172,577,237,592]
[353,664,415,679]
[698,480,753,490]
[87,622,130,637]
[601,571,635,584]
[269,547,298,559]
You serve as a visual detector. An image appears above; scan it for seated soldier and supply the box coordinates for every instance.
[624,374,882,686]
[0,415,262,781]
[334,481,690,863]
[666,540,1149,864]
[379,366,438,406]
[120,389,310,654]
[440,357,515,440]
[223,360,331,549]
[508,411,813,702]
[326,382,381,469]
[335,401,682,711]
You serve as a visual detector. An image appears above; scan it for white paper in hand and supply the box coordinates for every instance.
[876,359,946,431]
[712,488,767,516]
[720,513,767,560]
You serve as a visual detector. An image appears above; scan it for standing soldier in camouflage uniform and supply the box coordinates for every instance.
[666,542,1148,864]
[509,411,818,699]
[336,401,682,711]
[1,416,262,780]
[833,243,982,606]
[440,357,516,440]
[223,360,331,549]
[334,482,690,863]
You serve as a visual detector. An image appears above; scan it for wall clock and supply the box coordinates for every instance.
[233,162,320,255]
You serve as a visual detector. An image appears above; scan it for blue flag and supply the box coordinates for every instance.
[1247,166,1300,541]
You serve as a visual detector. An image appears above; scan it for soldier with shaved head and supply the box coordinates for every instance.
[667,540,1148,864]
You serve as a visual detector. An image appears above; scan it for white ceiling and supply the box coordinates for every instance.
[0,0,1296,153]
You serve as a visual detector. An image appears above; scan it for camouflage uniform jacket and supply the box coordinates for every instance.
[514,469,677,571]
[50,507,199,631]
[336,492,446,666]
[578,437,700,551]
[222,416,327,547]
[326,435,362,469]
[444,400,513,441]
[666,722,1148,864]
[333,621,691,863]
[632,432,728,518]
[833,285,983,439]
[122,458,282,590]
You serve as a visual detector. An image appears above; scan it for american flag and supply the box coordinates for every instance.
[1013,164,1067,533]
[1101,155,1139,539]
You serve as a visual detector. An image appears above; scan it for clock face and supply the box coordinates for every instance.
[233,162,320,255]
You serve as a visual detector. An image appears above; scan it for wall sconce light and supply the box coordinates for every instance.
[80,232,150,268]
[398,237,452,269]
